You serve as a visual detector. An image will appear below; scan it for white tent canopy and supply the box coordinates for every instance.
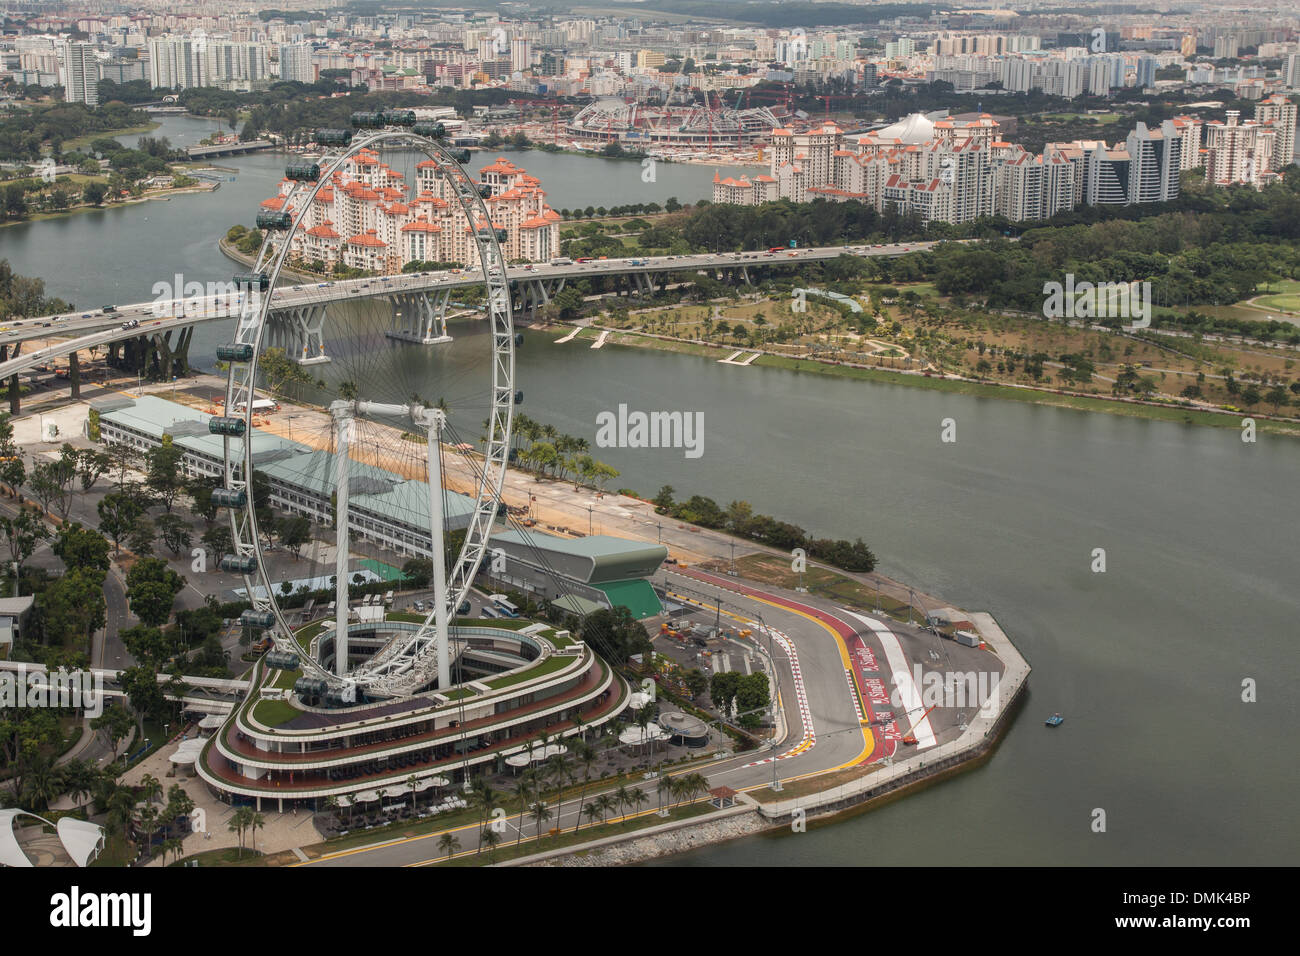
[198,714,225,731]
[169,739,204,765]
[57,818,106,868]
[619,724,668,746]
[0,809,104,868]
[504,743,568,768]
[353,790,380,803]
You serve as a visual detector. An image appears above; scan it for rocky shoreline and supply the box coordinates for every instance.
[525,810,773,866]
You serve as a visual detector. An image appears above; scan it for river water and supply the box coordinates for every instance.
[2,114,1295,865]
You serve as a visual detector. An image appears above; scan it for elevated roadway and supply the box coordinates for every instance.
[0,239,947,408]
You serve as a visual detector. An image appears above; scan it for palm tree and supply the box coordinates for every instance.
[581,803,601,830]
[249,812,265,854]
[20,758,61,811]
[437,831,461,861]
[324,795,341,828]
[511,776,533,849]
[407,774,419,813]
[545,750,573,825]
[106,787,136,843]
[479,826,501,862]
[628,786,648,819]
[160,837,183,865]
[530,799,552,844]
[135,805,159,860]
[656,769,672,816]
[571,741,598,834]
[229,806,253,858]
[139,773,163,806]
[61,759,97,811]
[595,792,615,824]
[614,784,631,825]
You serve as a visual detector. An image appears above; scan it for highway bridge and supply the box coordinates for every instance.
[0,240,943,409]
[185,139,275,159]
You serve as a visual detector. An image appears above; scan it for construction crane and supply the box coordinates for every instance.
[508,97,564,145]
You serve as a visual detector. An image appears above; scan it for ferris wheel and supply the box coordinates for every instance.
[212,114,517,699]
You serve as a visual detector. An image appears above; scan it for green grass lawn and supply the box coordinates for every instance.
[484,653,573,689]
[271,668,302,690]
[170,847,265,867]
[60,121,161,152]
[252,698,302,727]
[1251,293,1300,314]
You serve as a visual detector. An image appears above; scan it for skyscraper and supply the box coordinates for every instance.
[62,41,98,106]
[1126,121,1182,204]
[1255,94,1297,170]
[280,42,315,83]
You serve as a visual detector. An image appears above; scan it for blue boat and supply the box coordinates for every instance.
[1045,713,1064,727]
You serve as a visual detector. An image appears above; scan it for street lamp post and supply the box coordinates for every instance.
[587,506,592,536]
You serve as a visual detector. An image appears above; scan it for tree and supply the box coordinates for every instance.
[98,489,145,553]
[579,606,652,664]
[202,525,232,561]
[652,485,676,512]
[127,515,155,556]
[402,556,432,588]
[258,347,313,396]
[710,670,741,719]
[0,505,49,571]
[106,441,140,490]
[145,442,186,512]
[735,672,771,728]
[121,665,165,736]
[82,181,107,206]
[90,704,133,759]
[278,515,310,559]
[75,449,112,493]
[28,453,77,521]
[479,825,501,861]
[530,799,552,844]
[186,477,220,525]
[37,567,106,653]
[0,413,26,495]
[120,625,169,664]
[0,707,62,805]
[156,513,193,555]
[437,831,461,860]
[228,806,254,858]
[52,522,110,573]
[126,557,185,628]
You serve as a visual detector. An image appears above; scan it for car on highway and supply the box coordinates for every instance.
[119,319,139,330]
[81,313,92,318]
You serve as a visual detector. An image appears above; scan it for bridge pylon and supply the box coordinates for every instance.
[384,290,452,345]
[267,304,331,365]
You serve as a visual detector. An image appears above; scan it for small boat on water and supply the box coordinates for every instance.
[1045,713,1064,727]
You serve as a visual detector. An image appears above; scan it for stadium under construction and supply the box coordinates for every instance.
[565,99,783,147]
